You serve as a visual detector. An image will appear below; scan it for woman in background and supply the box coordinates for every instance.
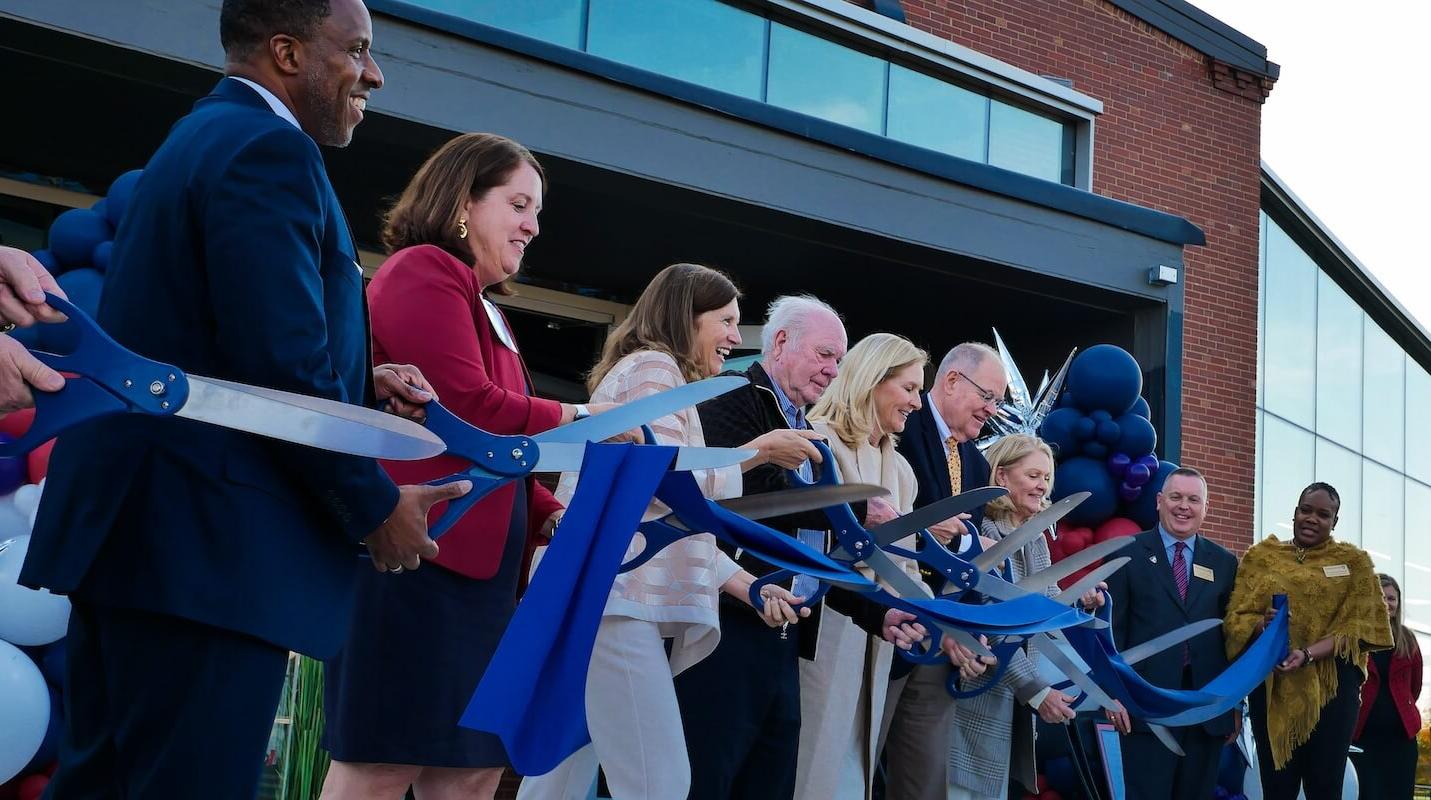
[1350,573,1422,799]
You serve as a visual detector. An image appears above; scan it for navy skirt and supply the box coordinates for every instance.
[322,481,527,767]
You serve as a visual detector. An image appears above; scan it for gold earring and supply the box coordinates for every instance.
[457,218,468,239]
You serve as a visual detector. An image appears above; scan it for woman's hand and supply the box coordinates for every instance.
[881,609,928,650]
[926,516,968,548]
[539,509,563,539]
[374,363,435,421]
[1276,648,1310,673]
[743,428,823,471]
[943,634,994,680]
[754,584,810,627]
[1255,606,1278,635]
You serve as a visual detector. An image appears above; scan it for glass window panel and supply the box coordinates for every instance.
[987,100,1065,182]
[767,23,886,134]
[1362,460,1404,578]
[1257,212,1268,410]
[886,65,987,161]
[1314,273,1362,449]
[1257,415,1313,540]
[1407,361,1431,484]
[1362,320,1405,470]
[1315,437,1362,546]
[1404,480,1431,630]
[1254,409,1265,539]
[587,0,765,99]
[1261,219,1317,427]
[439,0,586,48]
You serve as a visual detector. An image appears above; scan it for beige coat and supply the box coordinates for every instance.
[795,422,920,800]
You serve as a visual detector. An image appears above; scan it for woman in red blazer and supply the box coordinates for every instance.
[1350,573,1423,799]
[321,133,609,799]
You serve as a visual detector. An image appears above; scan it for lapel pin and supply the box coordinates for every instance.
[1149,555,1158,564]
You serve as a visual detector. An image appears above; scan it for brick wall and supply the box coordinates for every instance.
[883,0,1268,552]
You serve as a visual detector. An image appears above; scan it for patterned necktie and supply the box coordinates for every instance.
[945,435,962,495]
[1172,541,1189,602]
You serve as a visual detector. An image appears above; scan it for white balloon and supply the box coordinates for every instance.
[0,500,30,537]
[0,534,70,646]
[0,639,50,783]
[27,479,44,530]
[11,482,42,527]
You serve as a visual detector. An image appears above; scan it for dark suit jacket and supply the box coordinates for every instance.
[1104,528,1240,736]
[697,361,886,658]
[21,78,399,658]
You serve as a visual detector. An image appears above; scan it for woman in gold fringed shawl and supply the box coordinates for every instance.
[1224,482,1393,800]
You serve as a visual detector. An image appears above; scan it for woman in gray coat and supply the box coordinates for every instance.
[947,434,1100,799]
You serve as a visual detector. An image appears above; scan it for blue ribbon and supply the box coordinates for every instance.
[459,442,677,776]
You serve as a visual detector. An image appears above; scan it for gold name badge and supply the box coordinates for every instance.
[1323,564,1351,578]
[1193,564,1214,582]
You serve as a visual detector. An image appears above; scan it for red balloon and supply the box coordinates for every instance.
[1058,563,1098,591]
[15,775,47,800]
[27,439,55,484]
[1094,516,1141,543]
[1042,790,1064,800]
[1057,526,1093,554]
[0,408,34,439]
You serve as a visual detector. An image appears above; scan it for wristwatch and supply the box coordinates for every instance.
[573,404,591,420]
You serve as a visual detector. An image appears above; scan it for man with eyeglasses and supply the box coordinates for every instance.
[879,341,1008,800]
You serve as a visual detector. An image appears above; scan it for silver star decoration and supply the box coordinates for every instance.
[975,328,1076,453]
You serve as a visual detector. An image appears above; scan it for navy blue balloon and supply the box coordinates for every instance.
[1090,409,1113,424]
[104,169,144,229]
[1073,416,1096,441]
[1118,482,1142,502]
[0,433,26,494]
[1096,418,1120,445]
[23,684,63,774]
[1107,452,1131,478]
[47,208,112,270]
[92,240,114,274]
[1053,456,1119,526]
[1042,755,1078,796]
[1123,459,1180,528]
[1066,344,1143,415]
[1039,407,1082,460]
[40,639,66,687]
[31,249,58,273]
[90,197,108,219]
[1082,441,1109,459]
[1131,396,1151,419]
[1115,413,1157,458]
[1125,462,1151,487]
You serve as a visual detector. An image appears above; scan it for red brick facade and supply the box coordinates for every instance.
[884,0,1269,553]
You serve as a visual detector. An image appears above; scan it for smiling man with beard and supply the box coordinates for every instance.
[18,1,470,797]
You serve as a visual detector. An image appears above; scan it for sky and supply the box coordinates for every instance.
[1187,0,1431,331]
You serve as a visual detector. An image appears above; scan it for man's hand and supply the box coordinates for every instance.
[373,363,435,421]
[864,496,899,526]
[1104,700,1132,734]
[881,609,928,650]
[0,246,66,328]
[362,481,471,572]
[0,336,64,414]
[746,428,823,470]
[1037,691,1079,724]
[1079,581,1108,611]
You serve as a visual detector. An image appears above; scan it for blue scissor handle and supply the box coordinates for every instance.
[0,293,188,456]
[894,609,948,664]
[747,568,832,613]
[622,516,691,573]
[887,531,980,595]
[421,399,543,540]
[945,638,1021,699]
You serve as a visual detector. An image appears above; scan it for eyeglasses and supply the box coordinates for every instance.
[955,372,1002,409]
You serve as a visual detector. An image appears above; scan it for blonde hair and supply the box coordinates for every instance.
[808,332,927,448]
[984,434,1056,525]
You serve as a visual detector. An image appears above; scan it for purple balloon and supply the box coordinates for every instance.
[1107,452,1132,479]
[1125,462,1152,487]
[1136,454,1159,472]
[1119,482,1143,502]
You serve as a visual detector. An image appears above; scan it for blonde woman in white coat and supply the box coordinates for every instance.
[517,264,809,800]
[794,332,932,800]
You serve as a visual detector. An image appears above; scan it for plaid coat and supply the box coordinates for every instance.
[947,517,1056,796]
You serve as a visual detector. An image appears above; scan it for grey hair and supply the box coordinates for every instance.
[935,341,1000,380]
[761,294,842,357]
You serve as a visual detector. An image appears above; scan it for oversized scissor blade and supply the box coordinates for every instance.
[1052,557,1130,604]
[1038,631,1120,711]
[179,376,446,460]
[532,376,747,445]
[1016,536,1136,591]
[717,483,889,521]
[531,442,756,473]
[1149,724,1186,756]
[1120,619,1223,665]
[973,491,1090,572]
[828,487,1007,559]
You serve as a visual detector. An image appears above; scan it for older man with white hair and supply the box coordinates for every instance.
[673,294,925,800]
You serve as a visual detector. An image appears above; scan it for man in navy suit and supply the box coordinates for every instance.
[1103,467,1241,800]
[19,1,469,796]
[882,342,1005,800]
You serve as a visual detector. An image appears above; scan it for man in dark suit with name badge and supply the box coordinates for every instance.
[1104,466,1241,800]
[19,2,469,796]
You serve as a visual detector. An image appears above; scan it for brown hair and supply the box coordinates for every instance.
[1378,573,1420,659]
[588,263,740,391]
[382,132,546,296]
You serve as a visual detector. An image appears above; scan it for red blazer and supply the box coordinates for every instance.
[368,245,564,580]
[1353,643,1423,741]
